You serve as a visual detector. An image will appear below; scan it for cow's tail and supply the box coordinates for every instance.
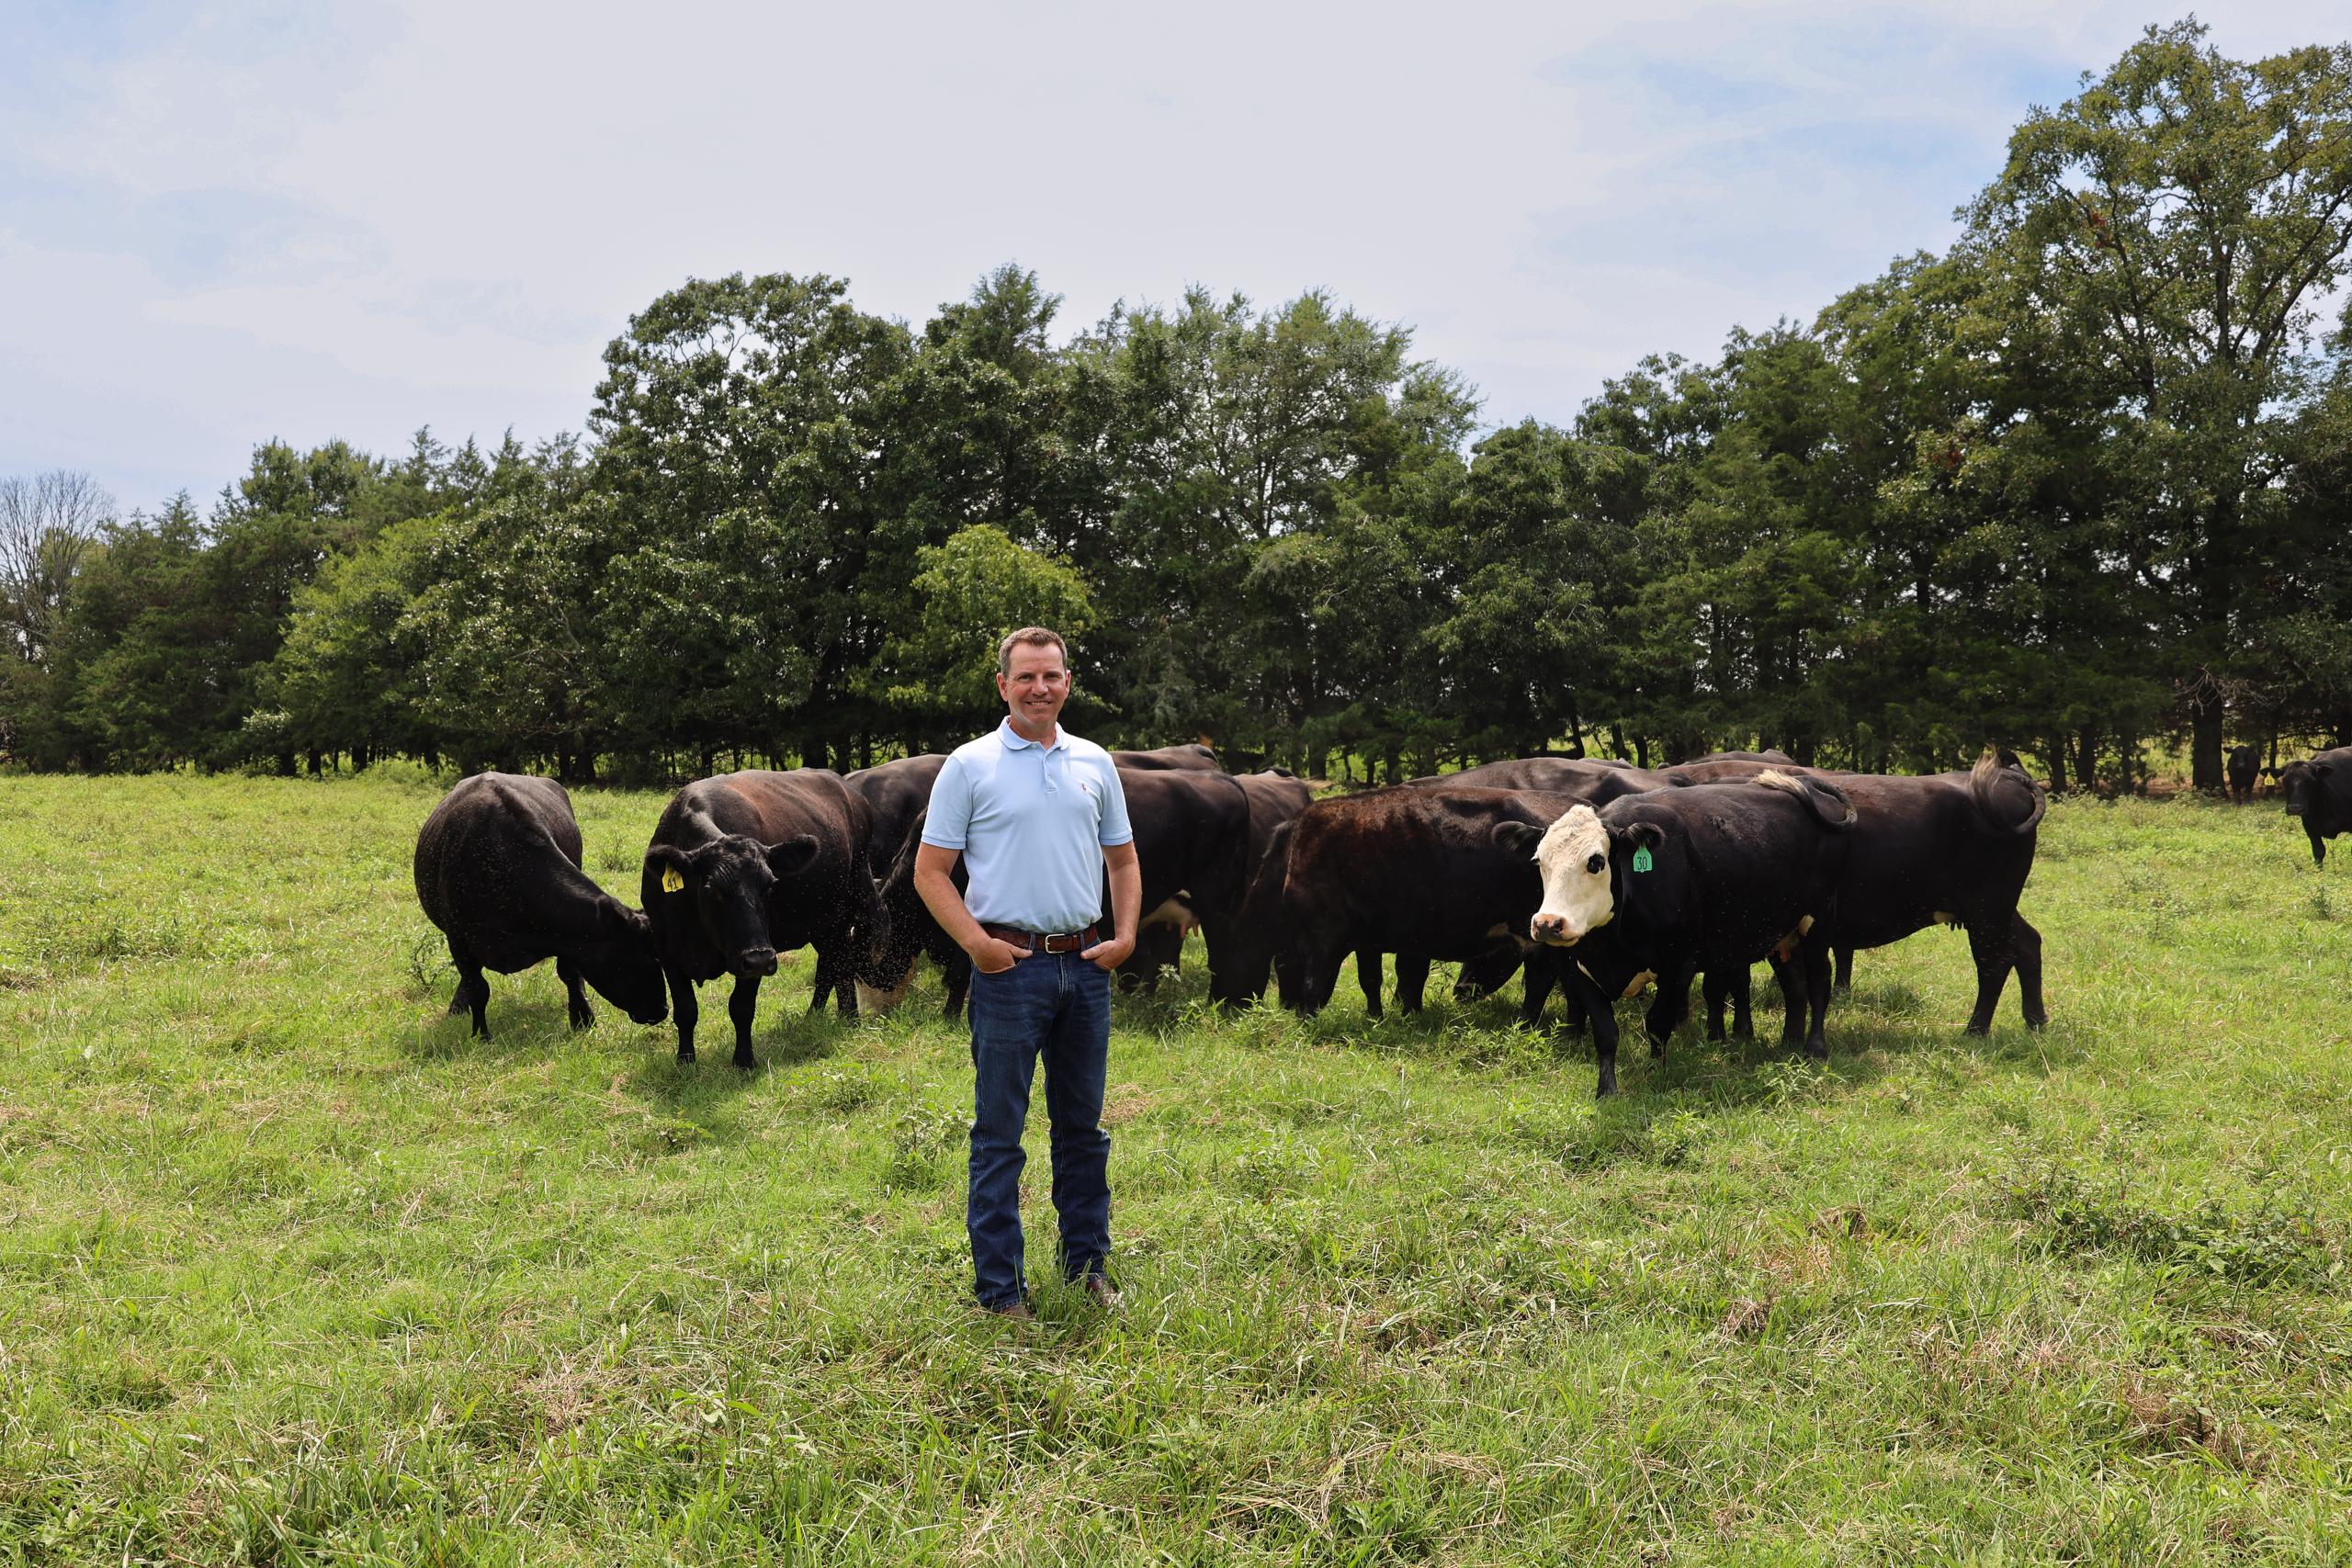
[1244,818,1298,920]
[1756,769,1856,828]
[1968,752,2047,836]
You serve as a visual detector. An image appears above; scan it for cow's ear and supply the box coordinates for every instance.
[2315,761,2336,779]
[645,845,693,894]
[766,834,821,880]
[1491,820,1544,857]
[1620,821,1666,855]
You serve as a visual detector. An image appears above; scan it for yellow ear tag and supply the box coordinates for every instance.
[662,865,684,893]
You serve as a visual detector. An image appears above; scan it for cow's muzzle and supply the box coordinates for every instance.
[730,947,780,977]
[1529,913,1581,946]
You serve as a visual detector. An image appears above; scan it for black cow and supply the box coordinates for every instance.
[1804,759,2050,1033]
[1111,743,1222,772]
[413,773,667,1038]
[1268,787,1580,1028]
[2226,744,2261,805]
[1653,755,2049,1029]
[844,753,948,874]
[2280,748,2352,865]
[1389,758,1683,1018]
[1508,773,1856,1096]
[641,770,888,1068]
[1120,768,1313,995]
[868,767,1257,1015]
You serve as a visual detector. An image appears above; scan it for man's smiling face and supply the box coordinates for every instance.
[997,640,1071,739]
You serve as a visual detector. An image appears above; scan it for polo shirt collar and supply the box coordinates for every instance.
[995,717,1067,753]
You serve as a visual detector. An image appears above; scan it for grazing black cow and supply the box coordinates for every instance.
[844,753,948,874]
[863,813,975,1021]
[1268,787,1580,1027]
[2226,745,2261,805]
[413,773,667,1038]
[2279,748,2352,865]
[1111,743,1222,772]
[1804,758,2050,1034]
[1120,768,1313,994]
[1509,773,1856,1096]
[641,770,889,1068]
[1649,755,2050,1031]
[867,767,1257,1015]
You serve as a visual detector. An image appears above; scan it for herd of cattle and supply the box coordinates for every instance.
[413,741,2352,1096]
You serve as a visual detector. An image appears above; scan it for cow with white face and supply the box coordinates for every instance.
[1494,772,1855,1097]
[1524,805,1647,950]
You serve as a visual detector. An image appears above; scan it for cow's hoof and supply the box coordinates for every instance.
[734,1055,759,1072]
[677,1045,696,1065]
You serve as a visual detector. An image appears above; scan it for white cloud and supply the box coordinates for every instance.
[4,0,2346,505]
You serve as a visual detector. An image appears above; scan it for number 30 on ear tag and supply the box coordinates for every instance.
[1631,847,1654,874]
[662,865,684,893]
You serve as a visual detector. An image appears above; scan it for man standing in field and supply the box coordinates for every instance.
[913,627,1140,1319]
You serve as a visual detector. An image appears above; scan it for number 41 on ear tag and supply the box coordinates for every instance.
[1631,847,1654,873]
[662,865,684,893]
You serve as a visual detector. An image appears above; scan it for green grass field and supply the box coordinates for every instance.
[0,772,2346,1565]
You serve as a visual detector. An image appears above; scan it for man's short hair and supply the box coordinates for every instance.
[997,626,1070,676]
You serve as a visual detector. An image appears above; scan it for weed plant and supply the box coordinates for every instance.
[0,776,2346,1563]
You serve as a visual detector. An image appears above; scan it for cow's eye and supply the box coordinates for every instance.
[1585,852,1605,874]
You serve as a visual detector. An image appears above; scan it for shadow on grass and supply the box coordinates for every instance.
[1249,951,2085,1127]
[401,991,586,1063]
[621,991,850,1108]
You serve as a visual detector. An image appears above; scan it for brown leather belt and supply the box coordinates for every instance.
[983,923,1099,954]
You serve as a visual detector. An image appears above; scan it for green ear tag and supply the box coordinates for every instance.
[1631,847,1654,874]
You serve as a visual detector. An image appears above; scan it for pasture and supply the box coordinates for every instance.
[0,772,2346,1565]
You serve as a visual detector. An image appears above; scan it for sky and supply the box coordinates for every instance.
[4,1,2346,513]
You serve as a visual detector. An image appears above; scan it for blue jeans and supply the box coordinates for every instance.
[967,950,1113,1308]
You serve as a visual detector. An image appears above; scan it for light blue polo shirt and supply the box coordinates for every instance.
[921,719,1134,933]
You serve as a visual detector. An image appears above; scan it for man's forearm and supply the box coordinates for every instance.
[1107,852,1142,942]
[914,863,989,955]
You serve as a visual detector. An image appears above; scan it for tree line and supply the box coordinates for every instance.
[5,22,2349,792]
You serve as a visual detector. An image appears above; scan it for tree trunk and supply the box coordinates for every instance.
[2044,737,2068,795]
[2190,692,2225,792]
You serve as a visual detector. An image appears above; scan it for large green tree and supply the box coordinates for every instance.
[1965,19,2352,786]
[592,272,910,771]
